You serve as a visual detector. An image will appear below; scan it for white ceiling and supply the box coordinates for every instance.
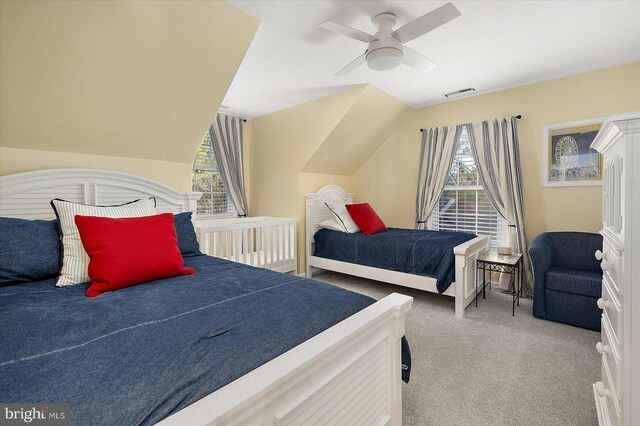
[224,1,640,119]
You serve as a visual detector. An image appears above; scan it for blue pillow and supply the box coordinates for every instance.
[0,217,61,286]
[174,212,201,257]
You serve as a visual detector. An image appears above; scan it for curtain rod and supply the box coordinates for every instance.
[419,115,522,132]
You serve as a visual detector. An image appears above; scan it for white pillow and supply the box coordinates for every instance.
[325,202,360,233]
[318,218,345,232]
[51,198,157,286]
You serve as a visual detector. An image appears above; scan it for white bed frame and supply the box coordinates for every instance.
[0,169,413,425]
[306,185,489,319]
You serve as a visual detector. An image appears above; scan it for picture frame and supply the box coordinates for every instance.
[542,118,604,187]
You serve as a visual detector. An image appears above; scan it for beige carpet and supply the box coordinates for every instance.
[313,271,600,426]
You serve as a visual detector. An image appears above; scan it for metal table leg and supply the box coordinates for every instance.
[483,265,487,299]
[475,261,479,307]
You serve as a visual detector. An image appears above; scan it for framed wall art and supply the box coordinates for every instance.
[542,118,604,187]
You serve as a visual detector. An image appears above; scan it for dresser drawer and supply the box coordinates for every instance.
[600,239,623,296]
[599,315,623,403]
[599,275,623,346]
[600,357,622,425]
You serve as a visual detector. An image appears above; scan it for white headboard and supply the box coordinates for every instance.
[0,168,201,219]
[305,185,355,263]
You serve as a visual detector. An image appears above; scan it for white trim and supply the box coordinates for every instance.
[1,169,412,425]
[306,184,489,319]
[196,212,239,220]
[591,112,640,153]
[541,117,606,187]
[0,168,201,218]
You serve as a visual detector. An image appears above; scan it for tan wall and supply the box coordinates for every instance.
[0,147,193,191]
[250,87,366,272]
[0,0,258,190]
[250,87,365,219]
[0,120,253,196]
[302,89,410,175]
[354,62,640,241]
[250,86,414,272]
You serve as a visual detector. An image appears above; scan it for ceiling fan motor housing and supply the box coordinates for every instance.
[366,13,404,71]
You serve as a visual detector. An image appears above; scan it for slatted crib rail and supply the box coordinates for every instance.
[196,217,297,274]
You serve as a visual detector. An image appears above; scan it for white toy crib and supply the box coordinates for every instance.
[196,217,297,274]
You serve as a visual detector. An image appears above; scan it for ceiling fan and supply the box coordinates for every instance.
[319,2,461,76]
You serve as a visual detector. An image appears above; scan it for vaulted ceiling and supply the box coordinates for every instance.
[302,86,409,175]
[224,0,640,119]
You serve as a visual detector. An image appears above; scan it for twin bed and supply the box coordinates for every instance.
[306,185,489,319]
[1,170,485,425]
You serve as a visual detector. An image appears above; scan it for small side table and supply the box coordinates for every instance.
[476,251,523,316]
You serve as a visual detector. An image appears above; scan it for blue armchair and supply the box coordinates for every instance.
[529,232,603,331]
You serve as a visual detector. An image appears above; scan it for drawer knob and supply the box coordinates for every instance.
[596,298,609,310]
[595,250,605,261]
[596,342,610,355]
[601,260,611,272]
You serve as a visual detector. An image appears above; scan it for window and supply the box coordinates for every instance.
[428,128,507,247]
[192,133,235,216]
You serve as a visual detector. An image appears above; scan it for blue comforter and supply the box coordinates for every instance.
[313,228,477,293]
[0,255,410,425]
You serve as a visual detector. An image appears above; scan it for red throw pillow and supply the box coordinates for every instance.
[75,213,196,297]
[345,203,388,235]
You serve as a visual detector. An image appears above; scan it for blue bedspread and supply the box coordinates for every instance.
[313,228,477,293]
[0,255,410,425]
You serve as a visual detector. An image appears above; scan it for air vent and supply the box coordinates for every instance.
[444,88,475,98]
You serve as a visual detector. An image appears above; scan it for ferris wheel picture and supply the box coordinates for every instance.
[554,136,580,168]
[543,119,604,187]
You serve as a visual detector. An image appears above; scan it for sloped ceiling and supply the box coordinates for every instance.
[0,1,258,163]
[225,0,640,118]
[249,85,366,218]
[302,85,410,175]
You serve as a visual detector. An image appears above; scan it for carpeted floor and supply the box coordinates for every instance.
[313,271,600,426]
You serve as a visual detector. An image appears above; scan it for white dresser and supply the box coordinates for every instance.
[591,112,640,426]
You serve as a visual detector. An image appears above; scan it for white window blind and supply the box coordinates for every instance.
[192,133,236,217]
[428,128,507,247]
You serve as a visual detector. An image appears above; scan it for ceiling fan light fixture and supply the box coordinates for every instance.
[366,47,403,71]
[321,3,461,76]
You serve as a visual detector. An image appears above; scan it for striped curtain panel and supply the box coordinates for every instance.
[466,117,533,295]
[415,125,463,229]
[208,114,249,217]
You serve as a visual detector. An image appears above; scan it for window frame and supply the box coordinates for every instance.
[428,129,508,247]
[192,134,237,219]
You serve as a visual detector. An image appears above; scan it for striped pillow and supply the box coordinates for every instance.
[51,198,157,286]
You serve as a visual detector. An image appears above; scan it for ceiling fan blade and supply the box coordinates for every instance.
[336,53,367,76]
[318,21,377,43]
[402,47,437,74]
[392,2,461,43]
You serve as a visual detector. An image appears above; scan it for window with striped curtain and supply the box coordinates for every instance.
[428,128,507,247]
[192,133,236,217]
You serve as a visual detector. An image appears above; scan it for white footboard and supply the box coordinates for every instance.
[157,293,413,426]
[197,217,297,274]
[453,236,490,319]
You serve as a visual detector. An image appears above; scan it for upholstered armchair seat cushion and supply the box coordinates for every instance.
[545,268,602,298]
